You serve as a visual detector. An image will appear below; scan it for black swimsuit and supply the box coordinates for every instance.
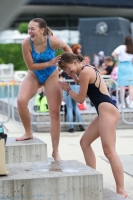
[82,65,117,114]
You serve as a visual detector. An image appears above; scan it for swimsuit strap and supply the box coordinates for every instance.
[30,36,49,51]
[30,37,35,51]
[46,35,50,48]
[82,64,101,88]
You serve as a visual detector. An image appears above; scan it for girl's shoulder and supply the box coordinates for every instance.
[22,36,30,46]
[82,65,97,72]
[22,36,31,52]
[48,35,59,42]
[48,35,64,50]
[118,45,126,50]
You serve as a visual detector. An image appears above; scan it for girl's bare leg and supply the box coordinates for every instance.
[98,103,128,198]
[80,117,99,169]
[44,69,62,161]
[16,71,39,141]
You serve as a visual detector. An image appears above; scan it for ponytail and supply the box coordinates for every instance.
[45,26,53,36]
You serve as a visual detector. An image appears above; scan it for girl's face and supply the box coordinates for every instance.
[76,48,81,54]
[28,21,44,41]
[65,61,78,75]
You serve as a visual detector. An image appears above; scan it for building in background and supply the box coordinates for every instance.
[79,17,132,57]
[9,0,133,31]
[1,0,133,55]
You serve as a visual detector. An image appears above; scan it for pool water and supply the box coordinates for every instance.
[0,85,19,98]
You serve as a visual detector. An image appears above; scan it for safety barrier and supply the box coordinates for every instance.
[120,79,133,125]
[1,77,133,131]
[0,64,14,79]
[10,78,121,130]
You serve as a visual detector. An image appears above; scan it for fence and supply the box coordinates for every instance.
[0,78,133,132]
[0,64,14,79]
[121,79,133,125]
[0,81,11,131]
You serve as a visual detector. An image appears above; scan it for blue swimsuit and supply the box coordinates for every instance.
[30,36,56,84]
[82,65,117,114]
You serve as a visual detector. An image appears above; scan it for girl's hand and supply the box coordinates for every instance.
[49,56,61,66]
[68,74,79,84]
[58,81,70,91]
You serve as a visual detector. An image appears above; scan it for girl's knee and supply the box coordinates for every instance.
[50,110,60,121]
[80,137,89,150]
[103,147,115,159]
[17,96,28,108]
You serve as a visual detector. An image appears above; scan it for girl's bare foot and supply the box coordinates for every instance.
[16,134,33,141]
[117,190,128,199]
[52,152,61,162]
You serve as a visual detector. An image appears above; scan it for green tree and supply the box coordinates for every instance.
[18,22,28,34]
[0,44,27,71]
[0,57,4,64]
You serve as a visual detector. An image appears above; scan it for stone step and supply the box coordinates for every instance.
[103,188,124,200]
[5,137,47,164]
[0,160,103,200]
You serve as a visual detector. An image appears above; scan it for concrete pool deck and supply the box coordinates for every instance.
[2,118,133,199]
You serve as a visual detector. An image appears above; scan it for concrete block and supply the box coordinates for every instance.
[103,188,124,200]
[5,137,47,164]
[0,160,103,200]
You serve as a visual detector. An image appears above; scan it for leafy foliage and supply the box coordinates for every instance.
[18,23,28,34]
[0,44,27,71]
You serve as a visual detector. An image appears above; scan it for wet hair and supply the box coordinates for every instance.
[31,18,53,36]
[59,53,84,71]
[125,36,133,54]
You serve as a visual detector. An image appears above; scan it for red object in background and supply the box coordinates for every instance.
[78,103,86,110]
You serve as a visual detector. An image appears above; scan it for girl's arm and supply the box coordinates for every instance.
[58,68,90,103]
[50,36,72,53]
[112,51,118,58]
[22,38,61,71]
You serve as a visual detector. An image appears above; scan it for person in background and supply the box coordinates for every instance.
[98,51,105,68]
[16,18,72,161]
[93,53,99,69]
[84,55,91,65]
[58,52,128,199]
[60,71,85,133]
[100,56,114,75]
[71,44,82,55]
[112,35,133,108]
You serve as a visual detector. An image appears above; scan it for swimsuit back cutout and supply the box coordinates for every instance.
[30,35,56,84]
[82,65,116,114]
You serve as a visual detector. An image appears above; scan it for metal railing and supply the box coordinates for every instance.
[1,78,133,130]
[121,79,133,125]
[0,81,11,131]
[10,78,120,126]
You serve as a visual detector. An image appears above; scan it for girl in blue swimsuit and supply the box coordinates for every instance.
[58,53,128,198]
[16,18,72,162]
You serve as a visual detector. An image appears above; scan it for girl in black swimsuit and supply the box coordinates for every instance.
[58,53,127,199]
